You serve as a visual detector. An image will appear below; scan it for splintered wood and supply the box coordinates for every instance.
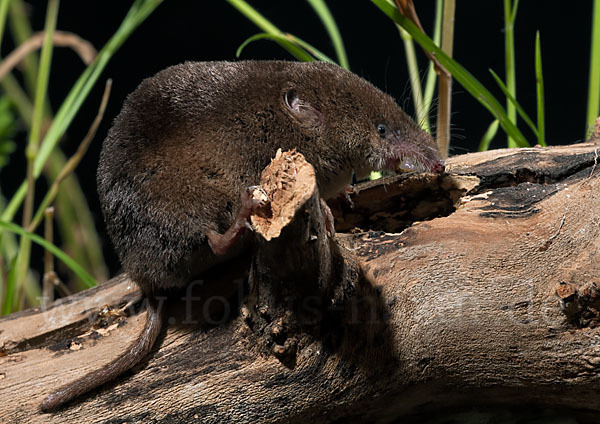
[251,149,316,240]
[3,142,600,423]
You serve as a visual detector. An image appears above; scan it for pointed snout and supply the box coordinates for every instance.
[431,159,445,174]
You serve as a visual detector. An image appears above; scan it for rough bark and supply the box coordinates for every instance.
[1,142,600,423]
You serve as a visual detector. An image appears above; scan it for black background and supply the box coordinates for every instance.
[1,1,596,275]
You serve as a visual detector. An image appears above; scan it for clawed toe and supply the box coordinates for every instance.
[242,186,269,210]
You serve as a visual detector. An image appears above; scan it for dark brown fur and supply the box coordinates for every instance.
[41,60,442,411]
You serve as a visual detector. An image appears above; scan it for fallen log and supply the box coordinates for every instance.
[1,141,600,423]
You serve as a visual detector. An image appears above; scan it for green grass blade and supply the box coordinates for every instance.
[0,221,97,291]
[28,0,58,157]
[8,0,53,117]
[1,255,17,315]
[504,0,519,148]
[306,0,349,69]
[1,0,163,223]
[535,31,546,146]
[8,0,40,97]
[226,0,281,34]
[286,33,336,63]
[227,0,301,59]
[423,0,443,121]
[236,33,314,61]
[489,69,538,138]
[12,0,59,313]
[587,0,600,135]
[0,0,10,50]
[511,0,520,21]
[0,194,40,313]
[229,0,336,64]
[398,26,427,131]
[237,32,335,63]
[478,119,500,151]
[371,0,530,148]
[0,97,16,170]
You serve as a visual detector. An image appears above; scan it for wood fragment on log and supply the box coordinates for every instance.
[1,142,600,423]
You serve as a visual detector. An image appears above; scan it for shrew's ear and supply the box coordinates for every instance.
[282,88,323,127]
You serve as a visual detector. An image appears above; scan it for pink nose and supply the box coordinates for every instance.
[432,160,445,174]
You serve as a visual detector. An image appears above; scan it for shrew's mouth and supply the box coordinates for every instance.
[384,149,444,175]
[394,156,432,173]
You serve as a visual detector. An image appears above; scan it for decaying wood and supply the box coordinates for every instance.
[1,142,600,423]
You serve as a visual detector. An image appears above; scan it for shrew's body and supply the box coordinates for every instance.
[41,60,443,411]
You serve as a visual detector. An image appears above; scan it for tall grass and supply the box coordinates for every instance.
[0,0,163,315]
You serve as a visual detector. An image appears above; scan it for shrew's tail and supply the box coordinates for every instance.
[41,296,163,412]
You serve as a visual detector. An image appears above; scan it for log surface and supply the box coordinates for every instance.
[1,142,600,423]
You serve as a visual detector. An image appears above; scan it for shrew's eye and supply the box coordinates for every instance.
[377,124,387,136]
